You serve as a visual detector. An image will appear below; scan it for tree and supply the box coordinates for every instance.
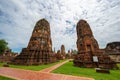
[0,39,8,54]
[73,50,77,54]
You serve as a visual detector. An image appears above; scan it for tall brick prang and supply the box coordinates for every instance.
[74,19,118,69]
[10,19,56,65]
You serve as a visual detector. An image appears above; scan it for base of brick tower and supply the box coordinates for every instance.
[73,52,118,69]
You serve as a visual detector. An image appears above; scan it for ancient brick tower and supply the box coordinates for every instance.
[10,19,56,65]
[61,45,66,58]
[74,20,118,69]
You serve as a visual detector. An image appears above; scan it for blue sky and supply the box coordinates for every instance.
[0,0,120,53]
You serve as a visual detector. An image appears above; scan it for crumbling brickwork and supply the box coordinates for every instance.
[10,19,56,65]
[74,20,118,69]
[105,42,120,63]
[61,45,66,59]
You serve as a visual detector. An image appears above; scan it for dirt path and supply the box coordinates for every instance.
[0,60,94,80]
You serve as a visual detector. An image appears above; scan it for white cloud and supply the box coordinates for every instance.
[0,0,120,53]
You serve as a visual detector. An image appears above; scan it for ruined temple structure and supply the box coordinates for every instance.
[54,45,66,60]
[10,19,56,65]
[55,50,62,60]
[0,49,18,63]
[74,19,118,69]
[104,42,120,63]
[61,45,66,59]
[105,42,120,54]
[66,50,74,59]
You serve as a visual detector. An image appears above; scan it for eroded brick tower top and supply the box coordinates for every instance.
[61,45,66,56]
[27,18,52,51]
[76,20,99,54]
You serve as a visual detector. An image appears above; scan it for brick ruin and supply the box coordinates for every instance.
[105,42,120,63]
[66,50,74,59]
[61,45,66,59]
[55,50,62,60]
[55,45,66,60]
[10,19,56,65]
[0,49,18,63]
[73,20,118,69]
[105,42,120,54]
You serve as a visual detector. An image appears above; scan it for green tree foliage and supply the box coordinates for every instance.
[0,39,8,54]
[73,50,77,54]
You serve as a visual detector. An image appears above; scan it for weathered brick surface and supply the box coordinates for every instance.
[10,19,56,65]
[61,45,66,57]
[55,50,63,60]
[104,42,120,63]
[55,45,66,60]
[74,20,118,69]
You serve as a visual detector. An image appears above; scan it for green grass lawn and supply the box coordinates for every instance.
[0,60,65,71]
[52,62,120,80]
[0,75,14,80]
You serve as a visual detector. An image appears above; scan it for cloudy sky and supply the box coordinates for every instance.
[0,0,120,53]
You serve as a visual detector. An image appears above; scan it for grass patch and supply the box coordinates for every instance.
[0,75,14,80]
[0,60,65,71]
[117,64,120,67]
[52,62,120,80]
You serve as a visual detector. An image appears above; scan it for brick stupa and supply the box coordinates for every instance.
[73,20,118,69]
[61,45,66,59]
[10,19,56,65]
